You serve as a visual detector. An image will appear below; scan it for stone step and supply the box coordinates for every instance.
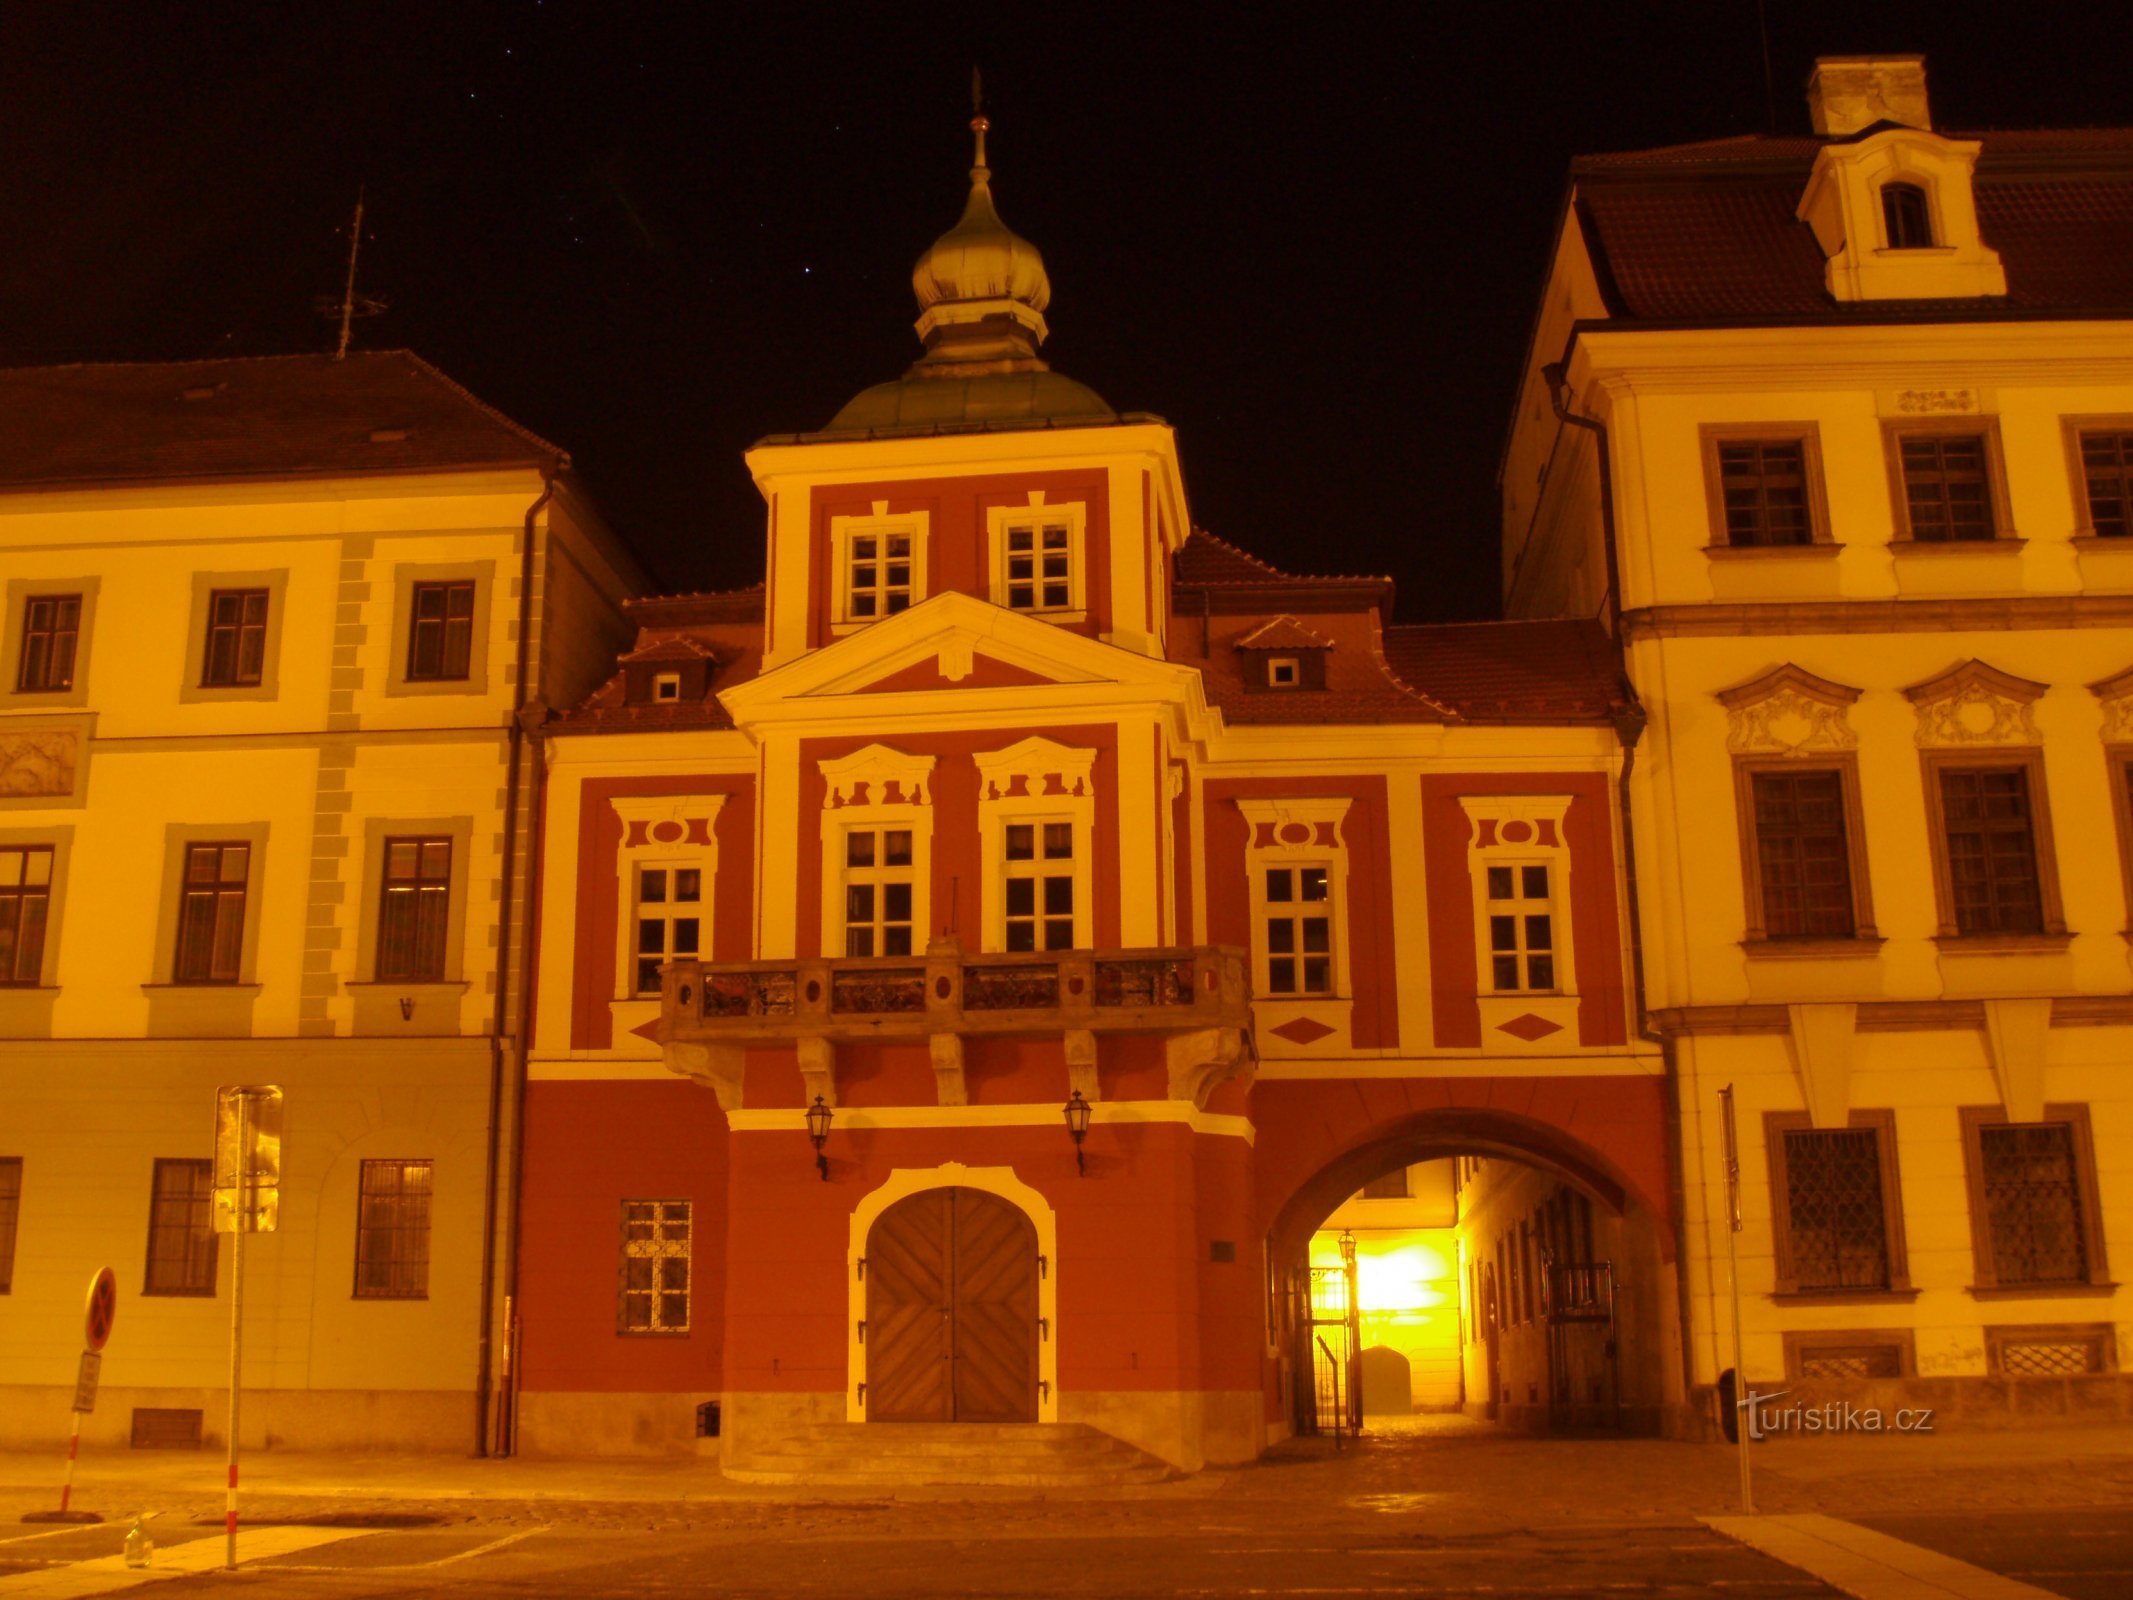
[723,1461,1174,1488]
[723,1420,1175,1487]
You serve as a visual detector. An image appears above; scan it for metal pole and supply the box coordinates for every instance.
[56,1409,81,1515]
[1719,1085,1754,1515]
[225,1094,248,1571]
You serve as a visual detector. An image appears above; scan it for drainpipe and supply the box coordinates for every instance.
[474,458,560,1457]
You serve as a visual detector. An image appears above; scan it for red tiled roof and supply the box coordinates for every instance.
[1573,129,2133,322]
[1380,619,1627,723]
[1233,615,1336,651]
[0,351,562,489]
[1173,528,1294,586]
[1173,529,1396,614]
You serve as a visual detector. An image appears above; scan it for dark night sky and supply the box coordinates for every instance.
[1,2,2125,619]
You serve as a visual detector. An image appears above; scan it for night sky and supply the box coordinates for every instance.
[2,3,2125,619]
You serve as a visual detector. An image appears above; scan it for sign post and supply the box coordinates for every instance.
[1719,1084,1755,1515]
[212,1085,282,1571]
[25,1267,117,1525]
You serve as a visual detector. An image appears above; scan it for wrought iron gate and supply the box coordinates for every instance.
[1288,1261,1361,1438]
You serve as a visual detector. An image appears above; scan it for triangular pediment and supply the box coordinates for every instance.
[850,652,1058,695]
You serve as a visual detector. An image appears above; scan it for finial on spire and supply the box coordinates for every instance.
[970,66,989,171]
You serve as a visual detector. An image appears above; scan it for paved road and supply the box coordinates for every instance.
[1855,1509,2133,1600]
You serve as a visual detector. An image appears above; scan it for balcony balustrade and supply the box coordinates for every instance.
[657,938,1253,1112]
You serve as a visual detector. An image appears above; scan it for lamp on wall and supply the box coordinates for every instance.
[806,1096,833,1181]
[1063,1090,1092,1176]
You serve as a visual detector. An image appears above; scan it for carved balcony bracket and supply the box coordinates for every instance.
[1166,1026,1254,1111]
[1064,1028,1100,1103]
[664,1040,745,1112]
[930,1032,968,1107]
[798,1035,838,1109]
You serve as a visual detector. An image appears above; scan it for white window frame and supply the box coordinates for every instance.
[611,795,725,1009]
[619,1199,692,1335]
[1459,795,1580,1048]
[652,672,681,702]
[986,493,1087,622]
[1238,798,1354,1004]
[975,737,1096,954]
[818,746,935,959]
[830,502,928,633]
[1267,656,1301,688]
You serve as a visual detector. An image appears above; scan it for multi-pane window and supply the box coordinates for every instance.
[1751,770,1856,938]
[620,1199,692,1334]
[1716,440,1812,547]
[174,842,250,984]
[0,1158,20,1294]
[1898,434,1995,541]
[376,837,452,981]
[15,594,80,693]
[0,845,53,986]
[1977,1123,2090,1286]
[845,530,913,621]
[354,1159,432,1299]
[633,863,701,994]
[1264,865,1333,994]
[1485,864,1556,991]
[2077,430,2133,538]
[1781,1128,1892,1291]
[200,588,269,688]
[1938,766,2044,935]
[406,580,476,681]
[842,827,914,957]
[1004,822,1075,951]
[144,1158,217,1296]
[1881,182,1933,249]
[1002,521,1073,610]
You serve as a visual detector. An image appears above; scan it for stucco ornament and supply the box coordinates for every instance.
[2088,664,2133,744]
[1904,659,2046,748]
[1716,665,1861,757]
[0,729,79,797]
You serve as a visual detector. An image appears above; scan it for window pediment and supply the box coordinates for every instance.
[2089,664,2133,744]
[1903,659,2046,748]
[974,736,1095,801]
[819,744,936,808]
[1717,664,1862,757]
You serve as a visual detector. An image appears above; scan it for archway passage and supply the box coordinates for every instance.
[865,1187,1039,1424]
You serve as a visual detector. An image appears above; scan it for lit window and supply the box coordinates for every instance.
[846,530,914,621]
[1003,821,1075,951]
[633,864,702,994]
[0,845,53,986]
[1264,865,1334,994]
[354,1159,432,1300]
[842,827,915,957]
[377,837,452,982]
[620,1200,692,1334]
[1485,863,1556,992]
[1881,182,1933,250]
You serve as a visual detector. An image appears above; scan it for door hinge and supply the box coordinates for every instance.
[1038,1254,1049,1280]
[855,1257,866,1281]
[856,1320,866,1345]
[1038,1317,1050,1342]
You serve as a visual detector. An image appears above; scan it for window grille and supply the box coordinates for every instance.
[1004,821,1075,951]
[1881,182,1934,249]
[354,1160,432,1299]
[845,531,913,620]
[1938,767,2043,935]
[1798,1344,1904,1380]
[1782,1127,1891,1291]
[175,842,249,984]
[1751,770,1855,937]
[1898,434,1995,541]
[0,1157,20,1294]
[377,837,452,982]
[1978,1123,2088,1285]
[407,580,476,680]
[632,862,701,994]
[842,828,914,957]
[621,1200,692,1333]
[2080,431,2133,538]
[16,594,80,692]
[201,588,269,687]
[144,1159,217,1296]
[1717,439,1812,547]
[1485,864,1555,991]
[1002,522,1073,610]
[0,845,52,986]
[1989,1330,2107,1377]
[1264,865,1333,994]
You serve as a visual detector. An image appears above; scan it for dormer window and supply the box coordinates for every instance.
[1234,614,1333,690]
[653,673,681,702]
[1881,183,1933,250]
[1268,656,1301,688]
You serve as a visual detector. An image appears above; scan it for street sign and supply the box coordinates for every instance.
[71,1351,101,1414]
[212,1085,283,1234]
[84,1267,117,1353]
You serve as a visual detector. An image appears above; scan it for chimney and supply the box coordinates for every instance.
[1806,55,1931,137]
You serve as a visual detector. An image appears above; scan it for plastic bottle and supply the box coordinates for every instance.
[123,1515,152,1568]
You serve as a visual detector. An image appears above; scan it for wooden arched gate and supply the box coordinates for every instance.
[863,1187,1039,1424]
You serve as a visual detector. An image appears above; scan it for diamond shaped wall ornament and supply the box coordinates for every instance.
[1496,1012,1563,1041]
[1269,1016,1337,1045]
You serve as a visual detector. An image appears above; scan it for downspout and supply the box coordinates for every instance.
[1544,363,1699,1427]
[474,457,561,1456]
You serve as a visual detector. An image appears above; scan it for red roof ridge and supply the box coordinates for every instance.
[1233,614,1337,651]
[1176,527,1396,588]
[396,350,567,463]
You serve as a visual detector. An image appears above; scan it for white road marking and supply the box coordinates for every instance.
[0,1525,380,1597]
[262,1523,550,1572]
[1706,1513,2062,1600]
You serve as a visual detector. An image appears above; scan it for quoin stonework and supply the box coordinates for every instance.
[1,54,2128,1476]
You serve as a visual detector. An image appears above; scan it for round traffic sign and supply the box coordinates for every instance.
[84,1267,117,1353]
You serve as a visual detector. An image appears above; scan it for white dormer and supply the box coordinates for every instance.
[1794,56,2006,304]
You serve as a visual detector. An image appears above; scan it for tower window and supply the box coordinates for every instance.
[1881,183,1934,250]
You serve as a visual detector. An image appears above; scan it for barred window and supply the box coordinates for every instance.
[144,1158,217,1296]
[1751,770,1856,938]
[1781,1127,1892,1291]
[1264,865,1333,994]
[406,581,475,681]
[377,837,452,981]
[354,1160,432,1299]
[620,1199,692,1334]
[16,594,80,692]
[0,845,53,986]
[842,827,914,957]
[633,863,701,995]
[1716,440,1812,547]
[201,588,269,688]
[2078,430,2133,539]
[174,842,249,984]
[0,1157,20,1294]
[1005,821,1075,952]
[1898,433,1996,542]
[1978,1123,2090,1286]
[1485,863,1556,991]
[1938,766,2044,936]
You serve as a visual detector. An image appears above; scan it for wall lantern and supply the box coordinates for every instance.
[1338,1228,1358,1270]
[1063,1090,1092,1176]
[806,1096,833,1181]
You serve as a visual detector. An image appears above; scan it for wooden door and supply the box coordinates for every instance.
[865,1188,1037,1424]
[1482,1263,1502,1422]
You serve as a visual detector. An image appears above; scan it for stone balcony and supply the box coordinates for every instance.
[656,938,1254,1111]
